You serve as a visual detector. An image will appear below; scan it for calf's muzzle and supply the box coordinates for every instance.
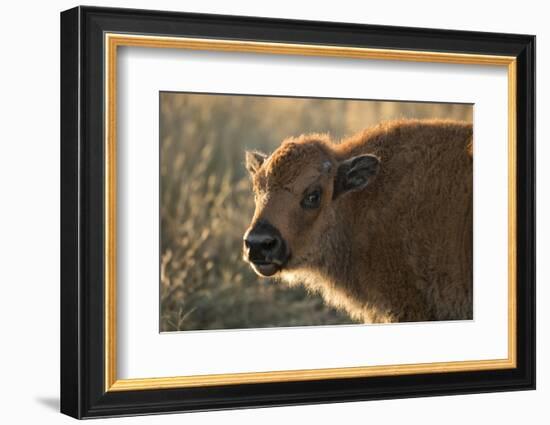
[243,220,288,276]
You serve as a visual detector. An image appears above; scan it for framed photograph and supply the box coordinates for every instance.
[60,6,535,419]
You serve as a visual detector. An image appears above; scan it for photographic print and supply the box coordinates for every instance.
[160,93,473,332]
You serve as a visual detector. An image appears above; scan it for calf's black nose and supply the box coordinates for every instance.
[244,233,281,258]
[243,220,286,265]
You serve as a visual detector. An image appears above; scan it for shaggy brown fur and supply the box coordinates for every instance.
[244,119,473,323]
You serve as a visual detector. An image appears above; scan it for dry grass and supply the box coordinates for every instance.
[160,93,472,332]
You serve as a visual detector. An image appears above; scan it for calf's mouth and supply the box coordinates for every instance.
[249,261,282,277]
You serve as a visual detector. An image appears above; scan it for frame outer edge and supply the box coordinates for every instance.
[530,36,536,390]
[522,35,536,389]
[60,4,80,417]
[60,6,83,419]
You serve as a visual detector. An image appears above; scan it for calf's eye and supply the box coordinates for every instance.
[301,188,322,209]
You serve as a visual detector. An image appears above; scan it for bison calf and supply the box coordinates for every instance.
[243,119,473,323]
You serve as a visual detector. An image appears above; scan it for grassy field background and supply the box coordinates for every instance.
[160,93,472,332]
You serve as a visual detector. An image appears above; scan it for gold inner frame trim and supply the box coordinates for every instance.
[104,33,518,392]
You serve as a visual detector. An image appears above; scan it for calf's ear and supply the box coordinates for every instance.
[333,154,380,199]
[245,150,267,176]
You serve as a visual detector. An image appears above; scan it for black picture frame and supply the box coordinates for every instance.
[60,5,535,419]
